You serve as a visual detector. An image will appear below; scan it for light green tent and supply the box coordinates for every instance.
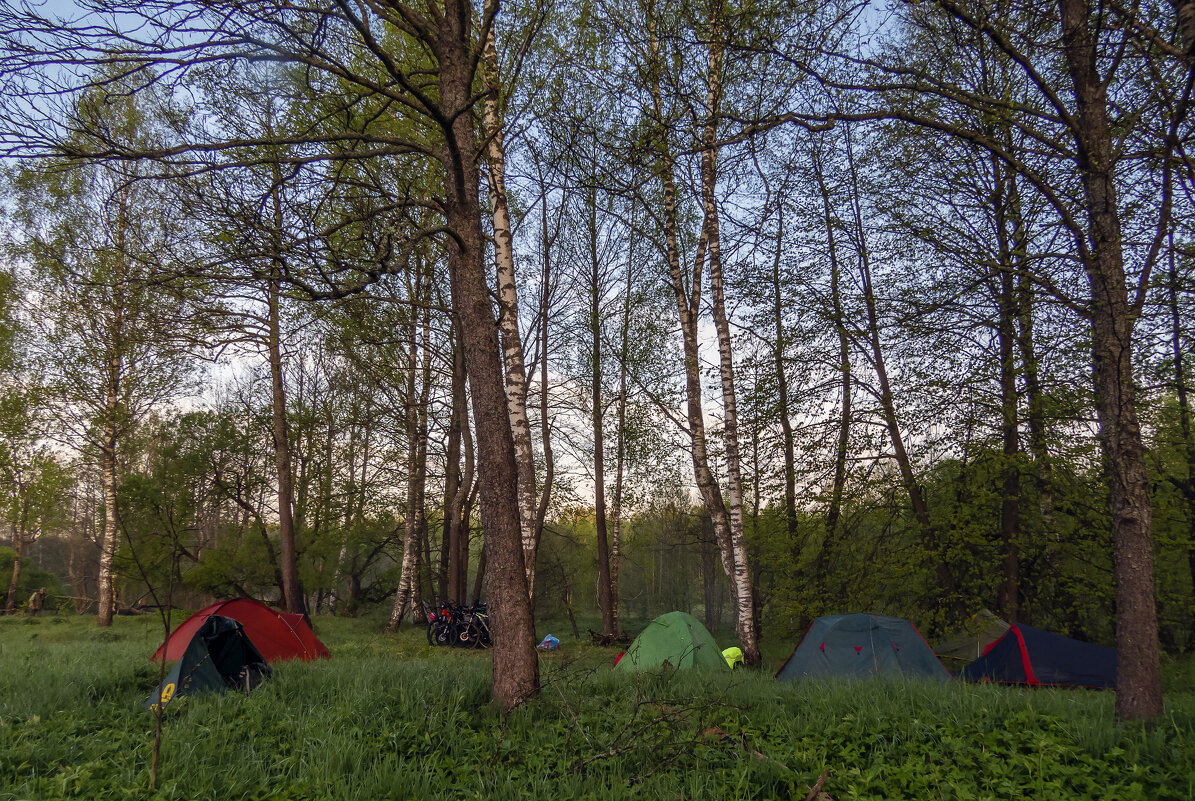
[614,611,730,672]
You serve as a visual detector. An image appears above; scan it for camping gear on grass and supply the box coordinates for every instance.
[722,646,744,670]
[776,613,951,681]
[613,611,729,672]
[538,634,560,650]
[146,616,272,710]
[958,623,1117,688]
[151,598,330,663]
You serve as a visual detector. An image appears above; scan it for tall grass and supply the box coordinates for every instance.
[2,613,1193,800]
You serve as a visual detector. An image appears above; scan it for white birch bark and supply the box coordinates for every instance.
[387,514,420,629]
[96,187,128,628]
[646,6,746,650]
[699,2,758,665]
[388,263,433,629]
[610,201,636,637]
[482,15,539,599]
[97,405,119,626]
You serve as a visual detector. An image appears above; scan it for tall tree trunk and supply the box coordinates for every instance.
[388,263,432,629]
[482,21,540,601]
[265,156,305,619]
[444,325,465,604]
[414,269,434,610]
[76,513,89,613]
[700,513,721,631]
[771,200,798,543]
[5,516,21,614]
[587,185,616,637]
[646,1,749,661]
[4,532,18,614]
[844,130,960,613]
[460,398,477,600]
[97,396,119,626]
[293,364,312,539]
[388,503,421,631]
[610,202,635,636]
[459,342,478,602]
[97,186,129,628]
[533,173,557,609]
[471,537,486,606]
[443,0,538,709]
[813,155,851,543]
[1166,239,1195,646]
[992,154,1022,623]
[335,408,358,615]
[4,461,26,613]
[1010,188,1057,545]
[268,263,305,619]
[700,0,759,666]
[418,505,432,611]
[1059,0,1161,721]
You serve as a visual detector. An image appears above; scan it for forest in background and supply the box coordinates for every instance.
[0,0,1191,718]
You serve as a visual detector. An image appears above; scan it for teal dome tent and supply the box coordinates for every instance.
[776,613,951,681]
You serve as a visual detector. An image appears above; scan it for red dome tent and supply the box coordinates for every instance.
[152,599,331,663]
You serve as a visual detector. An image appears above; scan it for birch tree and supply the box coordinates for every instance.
[10,92,196,624]
[481,6,543,600]
[798,0,1183,720]
[0,0,540,706]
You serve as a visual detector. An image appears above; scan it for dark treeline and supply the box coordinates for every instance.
[0,0,1191,718]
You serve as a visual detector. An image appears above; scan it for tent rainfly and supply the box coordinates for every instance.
[614,611,730,672]
[775,613,952,682]
[958,624,1117,688]
[152,598,330,664]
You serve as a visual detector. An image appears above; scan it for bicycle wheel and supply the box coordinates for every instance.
[455,620,483,648]
[430,621,452,647]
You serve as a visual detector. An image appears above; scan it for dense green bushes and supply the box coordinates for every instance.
[2,614,1193,800]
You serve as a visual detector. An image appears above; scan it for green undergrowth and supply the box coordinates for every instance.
[2,614,1194,800]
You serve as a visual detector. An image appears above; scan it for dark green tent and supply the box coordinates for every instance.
[146,616,271,709]
[775,613,951,682]
[934,610,1010,667]
[614,611,730,672]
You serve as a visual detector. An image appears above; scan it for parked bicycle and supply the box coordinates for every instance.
[425,601,455,647]
[424,601,491,649]
[454,601,491,648]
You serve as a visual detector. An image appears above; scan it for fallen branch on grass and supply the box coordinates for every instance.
[803,769,832,801]
[587,628,632,646]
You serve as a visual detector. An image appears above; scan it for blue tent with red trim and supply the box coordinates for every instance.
[958,623,1117,688]
[775,613,951,681]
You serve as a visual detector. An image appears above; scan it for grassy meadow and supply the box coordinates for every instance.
[2,612,1194,800]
